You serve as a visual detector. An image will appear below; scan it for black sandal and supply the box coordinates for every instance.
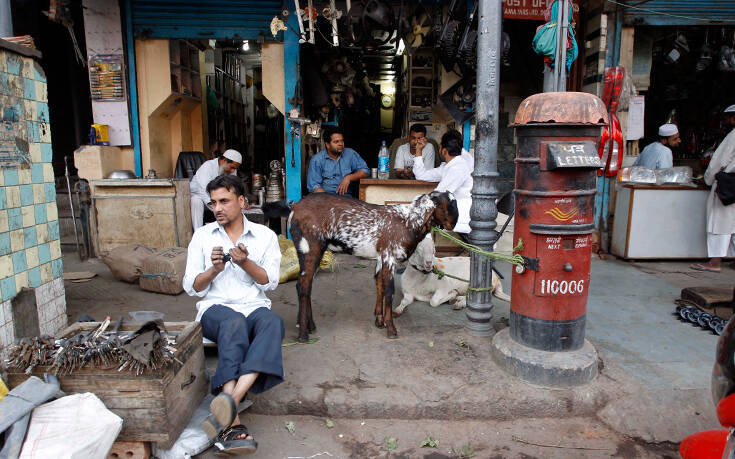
[214,424,258,456]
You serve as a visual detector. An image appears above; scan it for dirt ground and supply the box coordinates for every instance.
[62,250,691,458]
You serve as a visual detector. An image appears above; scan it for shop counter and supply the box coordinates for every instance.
[89,178,192,256]
[359,178,437,205]
[611,184,709,259]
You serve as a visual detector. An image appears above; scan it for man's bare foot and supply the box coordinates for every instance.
[690,263,722,273]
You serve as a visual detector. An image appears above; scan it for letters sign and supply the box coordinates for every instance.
[547,142,602,169]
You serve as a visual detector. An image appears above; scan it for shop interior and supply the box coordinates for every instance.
[639,26,735,175]
[293,1,549,195]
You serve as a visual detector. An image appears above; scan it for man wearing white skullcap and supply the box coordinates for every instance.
[691,105,735,272]
[190,149,242,230]
[632,123,681,170]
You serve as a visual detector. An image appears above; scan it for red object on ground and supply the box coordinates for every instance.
[718,394,735,427]
[679,429,728,459]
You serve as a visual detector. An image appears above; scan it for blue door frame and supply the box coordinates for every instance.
[284,0,302,205]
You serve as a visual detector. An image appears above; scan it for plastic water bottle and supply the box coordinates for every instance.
[378,140,389,179]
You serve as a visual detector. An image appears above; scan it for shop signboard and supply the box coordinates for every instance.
[503,0,549,20]
[503,0,579,22]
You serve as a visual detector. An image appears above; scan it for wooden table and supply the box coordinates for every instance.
[358,178,437,205]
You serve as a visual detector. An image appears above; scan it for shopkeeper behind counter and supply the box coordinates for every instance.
[394,124,435,179]
[633,123,681,170]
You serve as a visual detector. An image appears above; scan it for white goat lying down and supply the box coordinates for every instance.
[395,236,510,314]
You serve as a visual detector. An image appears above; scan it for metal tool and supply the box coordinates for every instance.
[64,156,82,260]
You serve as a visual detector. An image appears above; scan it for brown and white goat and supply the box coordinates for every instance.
[263,192,458,341]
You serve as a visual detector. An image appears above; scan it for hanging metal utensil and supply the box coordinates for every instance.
[64,156,82,260]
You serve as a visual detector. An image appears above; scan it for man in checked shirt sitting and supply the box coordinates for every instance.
[183,174,283,456]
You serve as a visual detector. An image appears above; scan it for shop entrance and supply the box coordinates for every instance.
[640,26,735,174]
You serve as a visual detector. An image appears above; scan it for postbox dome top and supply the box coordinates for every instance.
[512,92,609,126]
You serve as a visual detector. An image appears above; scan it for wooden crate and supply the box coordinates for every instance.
[6,321,208,450]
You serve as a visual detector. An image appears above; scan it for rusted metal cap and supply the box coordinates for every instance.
[512,92,609,126]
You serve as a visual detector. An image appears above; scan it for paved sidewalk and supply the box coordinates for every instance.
[62,251,728,446]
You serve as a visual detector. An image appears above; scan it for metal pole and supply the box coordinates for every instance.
[64,156,82,260]
[557,0,569,91]
[0,0,12,37]
[466,0,502,337]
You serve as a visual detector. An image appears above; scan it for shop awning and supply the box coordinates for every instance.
[130,0,282,39]
[622,0,735,26]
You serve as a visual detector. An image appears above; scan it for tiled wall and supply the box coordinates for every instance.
[0,46,66,343]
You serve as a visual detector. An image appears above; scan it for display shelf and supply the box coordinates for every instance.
[407,48,436,131]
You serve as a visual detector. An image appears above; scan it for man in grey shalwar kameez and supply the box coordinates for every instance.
[691,105,735,272]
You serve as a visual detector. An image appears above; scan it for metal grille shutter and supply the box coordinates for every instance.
[622,1,735,26]
[131,0,282,39]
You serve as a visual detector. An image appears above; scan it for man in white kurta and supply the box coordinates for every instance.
[412,129,473,234]
[691,105,735,272]
[190,149,242,231]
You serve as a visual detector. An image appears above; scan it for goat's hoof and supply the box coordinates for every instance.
[298,334,310,343]
[375,316,385,329]
[386,328,398,339]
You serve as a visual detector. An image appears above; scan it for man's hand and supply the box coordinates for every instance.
[211,246,226,273]
[395,168,415,180]
[415,137,427,156]
[229,243,250,268]
[337,176,351,195]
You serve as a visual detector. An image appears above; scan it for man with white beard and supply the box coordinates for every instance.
[190,149,242,230]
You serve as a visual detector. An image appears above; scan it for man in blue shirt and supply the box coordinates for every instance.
[633,123,681,170]
[307,126,369,196]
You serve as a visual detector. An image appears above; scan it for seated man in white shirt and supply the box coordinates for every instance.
[183,174,283,456]
[412,129,473,234]
[394,123,436,179]
[190,149,242,231]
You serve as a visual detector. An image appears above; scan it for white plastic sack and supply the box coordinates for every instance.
[153,394,213,459]
[154,395,253,459]
[19,393,123,459]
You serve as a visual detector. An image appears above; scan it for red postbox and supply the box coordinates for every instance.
[510,92,608,352]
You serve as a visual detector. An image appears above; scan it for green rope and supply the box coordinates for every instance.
[429,227,525,302]
[430,227,526,267]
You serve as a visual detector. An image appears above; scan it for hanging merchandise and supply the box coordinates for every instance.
[362,0,397,47]
[403,5,432,54]
[43,0,86,66]
[456,1,479,76]
[439,77,475,124]
[665,33,689,64]
[532,1,578,72]
[435,0,466,72]
[719,45,735,71]
[597,67,625,178]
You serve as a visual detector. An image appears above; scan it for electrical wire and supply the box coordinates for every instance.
[605,0,735,24]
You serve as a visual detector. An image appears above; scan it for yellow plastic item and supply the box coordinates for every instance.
[0,377,9,401]
[91,124,110,145]
[278,235,335,283]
